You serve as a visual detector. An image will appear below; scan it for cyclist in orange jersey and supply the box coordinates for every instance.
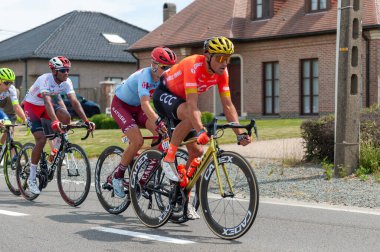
[153,36,252,219]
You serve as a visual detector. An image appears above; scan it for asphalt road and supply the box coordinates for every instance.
[0,175,379,252]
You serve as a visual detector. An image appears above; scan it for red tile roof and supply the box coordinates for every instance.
[129,0,380,51]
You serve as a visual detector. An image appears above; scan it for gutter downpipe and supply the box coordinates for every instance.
[334,0,342,150]
[362,31,370,108]
[24,59,28,98]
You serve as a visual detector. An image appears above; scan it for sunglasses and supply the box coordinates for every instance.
[154,62,171,71]
[214,54,231,64]
[2,81,13,86]
[58,68,70,73]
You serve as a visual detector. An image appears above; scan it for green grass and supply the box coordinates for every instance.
[13,118,303,158]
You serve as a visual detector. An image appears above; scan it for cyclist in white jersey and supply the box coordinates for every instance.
[23,56,95,194]
[0,68,27,124]
[0,68,27,162]
[110,47,177,197]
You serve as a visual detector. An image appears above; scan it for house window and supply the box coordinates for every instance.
[306,0,329,12]
[301,59,319,115]
[252,0,273,20]
[264,62,279,115]
[105,77,123,84]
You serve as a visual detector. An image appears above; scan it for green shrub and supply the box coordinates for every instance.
[300,114,335,162]
[89,113,118,129]
[201,111,214,124]
[301,105,380,175]
[358,141,380,175]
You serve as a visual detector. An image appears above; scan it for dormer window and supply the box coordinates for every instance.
[252,0,273,20]
[306,0,330,13]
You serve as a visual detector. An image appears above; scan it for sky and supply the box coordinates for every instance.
[0,0,194,42]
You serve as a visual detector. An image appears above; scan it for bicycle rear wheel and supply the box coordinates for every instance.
[95,146,130,214]
[129,149,173,228]
[57,143,91,207]
[4,141,23,196]
[16,143,40,201]
[199,151,259,240]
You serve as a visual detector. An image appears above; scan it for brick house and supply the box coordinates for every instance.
[129,0,380,118]
[0,11,148,112]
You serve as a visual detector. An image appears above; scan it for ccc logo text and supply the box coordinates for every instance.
[159,93,177,105]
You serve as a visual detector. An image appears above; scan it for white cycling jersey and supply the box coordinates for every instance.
[0,84,19,105]
[24,73,75,106]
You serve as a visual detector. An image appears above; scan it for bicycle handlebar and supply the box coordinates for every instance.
[206,118,258,138]
[60,122,93,140]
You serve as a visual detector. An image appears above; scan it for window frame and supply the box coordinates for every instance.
[251,0,273,20]
[305,0,330,13]
[263,61,279,115]
[300,58,319,115]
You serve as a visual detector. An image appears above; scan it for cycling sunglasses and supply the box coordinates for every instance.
[2,81,13,86]
[58,68,70,73]
[214,54,231,64]
[158,64,171,71]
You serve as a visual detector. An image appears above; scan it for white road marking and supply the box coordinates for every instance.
[92,227,196,244]
[261,197,380,216]
[0,209,29,216]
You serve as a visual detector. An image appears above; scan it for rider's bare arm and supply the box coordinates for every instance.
[42,94,58,122]
[186,93,203,133]
[220,95,244,135]
[140,96,159,123]
[67,93,88,121]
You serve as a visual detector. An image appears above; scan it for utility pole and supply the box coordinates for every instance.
[334,0,362,177]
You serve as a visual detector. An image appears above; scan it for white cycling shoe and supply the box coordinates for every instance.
[27,179,41,195]
[161,160,180,182]
[187,204,200,220]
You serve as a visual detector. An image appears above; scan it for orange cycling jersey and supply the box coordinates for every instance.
[162,54,231,100]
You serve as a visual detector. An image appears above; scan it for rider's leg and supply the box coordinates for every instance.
[114,126,143,179]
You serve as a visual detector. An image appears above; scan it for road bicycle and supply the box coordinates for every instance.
[95,131,189,215]
[16,121,92,206]
[1,124,23,196]
[129,118,259,240]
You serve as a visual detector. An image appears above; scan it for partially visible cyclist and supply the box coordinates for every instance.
[110,47,177,198]
[153,36,252,219]
[23,56,95,194]
[0,68,27,161]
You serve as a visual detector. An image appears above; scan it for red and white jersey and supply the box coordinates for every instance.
[24,73,75,106]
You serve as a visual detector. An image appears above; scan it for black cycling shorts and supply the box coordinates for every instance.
[153,83,185,124]
[153,82,197,140]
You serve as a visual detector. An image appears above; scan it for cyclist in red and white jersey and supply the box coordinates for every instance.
[153,37,251,218]
[23,56,95,194]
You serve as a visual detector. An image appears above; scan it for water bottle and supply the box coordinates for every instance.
[187,157,201,178]
[160,133,170,152]
[177,164,188,188]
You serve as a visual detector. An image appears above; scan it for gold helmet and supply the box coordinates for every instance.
[204,36,234,54]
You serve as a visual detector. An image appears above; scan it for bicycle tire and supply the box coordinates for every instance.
[199,151,259,240]
[95,146,131,214]
[4,141,23,196]
[129,149,173,228]
[57,143,91,207]
[16,143,40,201]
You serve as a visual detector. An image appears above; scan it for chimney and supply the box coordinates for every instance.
[163,3,177,22]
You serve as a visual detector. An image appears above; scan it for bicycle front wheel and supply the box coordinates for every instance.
[57,143,91,207]
[129,149,173,228]
[95,146,130,214]
[16,143,39,201]
[199,151,259,240]
[4,141,23,196]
